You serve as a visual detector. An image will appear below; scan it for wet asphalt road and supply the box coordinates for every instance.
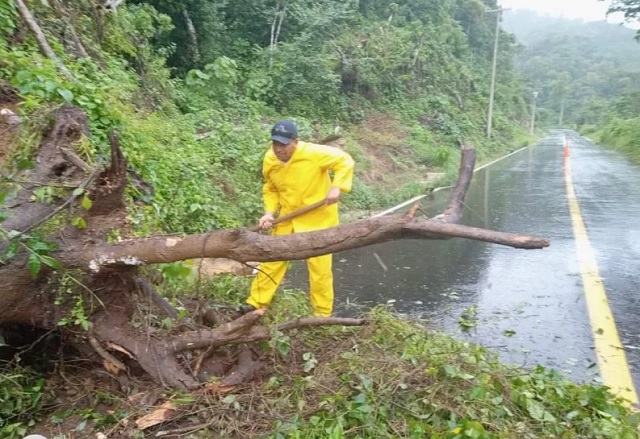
[287,130,640,389]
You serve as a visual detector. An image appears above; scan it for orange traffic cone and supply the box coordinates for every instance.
[563,141,570,157]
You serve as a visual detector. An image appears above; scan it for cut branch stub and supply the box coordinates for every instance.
[87,131,127,215]
[440,143,476,223]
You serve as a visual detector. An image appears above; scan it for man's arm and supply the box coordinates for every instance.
[260,160,280,228]
[314,144,355,199]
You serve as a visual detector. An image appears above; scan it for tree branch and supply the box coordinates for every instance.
[78,218,548,272]
[170,309,267,353]
[71,144,552,272]
[169,312,367,353]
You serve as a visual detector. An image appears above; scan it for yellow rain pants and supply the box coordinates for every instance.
[246,141,354,317]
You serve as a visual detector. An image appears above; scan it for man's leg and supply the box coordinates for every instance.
[307,253,334,317]
[246,221,293,311]
[246,260,289,310]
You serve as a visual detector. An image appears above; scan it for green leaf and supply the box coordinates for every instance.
[29,240,58,252]
[28,253,41,277]
[3,241,19,261]
[72,217,87,229]
[81,196,93,210]
[73,187,84,196]
[353,393,366,404]
[39,255,62,270]
[566,410,581,420]
[57,88,74,103]
[194,70,210,80]
[527,399,556,422]
[444,365,458,377]
[359,375,373,390]
[17,158,35,169]
[469,386,487,400]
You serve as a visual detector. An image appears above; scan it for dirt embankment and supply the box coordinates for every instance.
[0,85,21,165]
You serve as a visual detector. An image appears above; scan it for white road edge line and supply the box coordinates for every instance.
[370,145,529,218]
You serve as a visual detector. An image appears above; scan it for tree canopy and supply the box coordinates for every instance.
[503,9,640,129]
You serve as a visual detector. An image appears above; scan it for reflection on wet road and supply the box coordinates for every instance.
[286,131,640,395]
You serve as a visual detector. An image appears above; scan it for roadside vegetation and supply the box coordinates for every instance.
[0,0,638,437]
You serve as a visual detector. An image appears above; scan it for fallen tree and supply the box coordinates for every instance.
[0,105,549,389]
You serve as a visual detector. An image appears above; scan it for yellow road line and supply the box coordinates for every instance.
[564,157,638,404]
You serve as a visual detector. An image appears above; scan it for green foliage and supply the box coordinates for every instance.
[609,0,640,39]
[594,117,640,164]
[1,0,538,235]
[503,10,640,128]
[0,366,46,439]
[0,50,129,153]
[0,223,62,277]
[0,0,18,47]
[263,308,637,438]
[132,301,631,439]
[53,273,99,331]
[119,110,266,233]
[459,304,478,330]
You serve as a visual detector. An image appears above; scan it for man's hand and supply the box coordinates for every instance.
[258,212,275,230]
[325,186,341,204]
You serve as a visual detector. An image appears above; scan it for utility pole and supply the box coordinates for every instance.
[486,7,509,139]
[529,91,539,135]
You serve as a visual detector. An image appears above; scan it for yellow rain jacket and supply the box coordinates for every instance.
[263,141,354,232]
[247,141,355,316]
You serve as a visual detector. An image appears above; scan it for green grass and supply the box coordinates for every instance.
[0,364,46,439]
[592,117,640,164]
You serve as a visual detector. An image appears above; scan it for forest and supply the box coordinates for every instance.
[503,6,640,162]
[0,0,639,438]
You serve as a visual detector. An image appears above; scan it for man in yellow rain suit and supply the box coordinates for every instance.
[242,120,355,317]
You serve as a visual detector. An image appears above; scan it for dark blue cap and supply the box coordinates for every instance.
[271,120,298,144]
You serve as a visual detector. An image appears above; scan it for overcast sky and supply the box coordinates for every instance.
[499,0,613,22]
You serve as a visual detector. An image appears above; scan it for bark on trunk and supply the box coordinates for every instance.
[182,7,201,64]
[14,0,73,79]
[0,104,549,389]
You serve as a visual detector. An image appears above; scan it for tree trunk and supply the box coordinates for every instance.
[14,0,73,79]
[182,6,201,64]
[269,2,287,68]
[0,105,549,389]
